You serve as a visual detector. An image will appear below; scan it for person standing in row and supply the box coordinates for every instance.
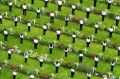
[27,22,32,32]
[64,47,68,57]
[117,46,120,56]
[13,70,17,79]
[87,72,91,79]
[86,8,91,18]
[44,0,49,7]
[109,26,114,38]
[111,60,115,72]
[93,0,97,7]
[71,68,75,77]
[34,38,38,49]
[24,54,28,63]
[102,41,107,52]
[30,74,34,79]
[8,1,13,11]
[108,0,112,9]
[58,0,63,11]
[3,29,9,41]
[72,33,77,43]
[101,11,106,21]
[8,49,12,60]
[50,11,55,23]
[39,58,44,67]
[36,8,41,18]
[31,0,34,4]
[49,43,53,54]
[79,52,83,63]
[22,4,27,16]
[65,15,70,26]
[71,4,76,15]
[94,23,99,34]
[19,33,24,44]
[115,15,120,26]
[0,14,2,24]
[55,61,60,73]
[56,29,61,40]
[86,37,91,47]
[94,56,99,68]
[14,16,18,27]
[79,19,84,30]
[42,24,48,35]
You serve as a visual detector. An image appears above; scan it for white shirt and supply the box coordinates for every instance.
[65,17,69,21]
[94,57,99,61]
[56,30,61,34]
[64,49,68,52]
[116,16,120,20]
[13,71,17,75]
[72,5,76,9]
[111,62,115,66]
[87,73,91,77]
[103,42,107,46]
[118,46,120,50]
[55,63,60,67]
[36,9,40,13]
[58,1,62,5]
[43,25,47,29]
[23,5,27,9]
[79,53,83,57]
[9,2,12,6]
[71,69,75,72]
[86,38,90,42]
[8,50,12,54]
[45,0,48,1]
[30,75,34,78]
[102,11,106,15]
[50,13,55,17]
[14,17,18,22]
[109,28,114,32]
[0,15,2,19]
[79,20,84,24]
[86,8,91,12]
[24,55,28,58]
[95,24,99,28]
[108,0,112,3]
[34,39,38,43]
[49,45,53,48]
[4,30,8,35]
[72,34,76,38]
[28,23,31,27]
[40,58,44,62]
[20,34,24,38]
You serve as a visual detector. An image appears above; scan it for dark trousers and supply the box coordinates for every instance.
[118,50,120,56]
[20,38,23,44]
[72,9,75,15]
[14,21,17,27]
[65,21,68,26]
[87,77,90,79]
[72,38,75,43]
[40,62,43,67]
[43,29,47,35]
[94,0,97,7]
[44,1,48,7]
[0,19,2,24]
[50,17,54,23]
[31,0,34,4]
[49,48,53,54]
[108,3,111,9]
[79,57,83,62]
[102,15,105,21]
[109,32,113,38]
[13,75,16,79]
[57,34,60,40]
[95,28,98,34]
[86,12,90,18]
[80,24,83,30]
[71,72,75,77]
[9,6,12,11]
[4,35,8,41]
[23,9,27,15]
[102,46,106,52]
[58,5,62,11]
[56,67,59,73]
[8,54,11,59]
[111,65,114,72]
[80,0,83,3]
[95,61,98,67]
[116,20,119,26]
[37,13,40,18]
[86,42,90,47]
[25,58,27,63]
[34,43,38,49]
[28,26,31,32]
[65,52,67,57]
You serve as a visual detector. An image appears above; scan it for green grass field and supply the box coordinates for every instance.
[0,0,120,79]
